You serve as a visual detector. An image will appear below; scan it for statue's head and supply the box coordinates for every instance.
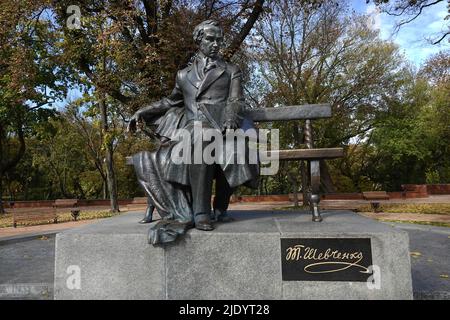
[193,20,223,59]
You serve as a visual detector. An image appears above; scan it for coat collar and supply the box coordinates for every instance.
[192,52,226,97]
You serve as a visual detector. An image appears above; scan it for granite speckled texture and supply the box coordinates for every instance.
[54,210,413,299]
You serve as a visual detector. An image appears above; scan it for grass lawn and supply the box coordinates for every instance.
[276,203,450,215]
[356,203,450,215]
[0,210,120,228]
[381,219,450,228]
[274,203,450,228]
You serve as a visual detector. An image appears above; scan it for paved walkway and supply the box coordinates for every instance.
[0,220,99,241]
[0,202,291,240]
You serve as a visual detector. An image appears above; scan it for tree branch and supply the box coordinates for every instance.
[223,0,265,60]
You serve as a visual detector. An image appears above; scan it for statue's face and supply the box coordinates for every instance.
[199,26,223,59]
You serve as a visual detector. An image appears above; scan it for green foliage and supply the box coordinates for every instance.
[0,0,449,203]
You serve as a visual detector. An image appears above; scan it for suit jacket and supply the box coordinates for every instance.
[139,54,259,189]
[141,54,244,132]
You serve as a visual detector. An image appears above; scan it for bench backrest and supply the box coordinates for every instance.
[362,191,389,200]
[125,104,342,164]
[132,197,148,204]
[54,199,78,207]
[245,104,331,122]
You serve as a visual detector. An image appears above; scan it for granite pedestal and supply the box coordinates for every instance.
[54,210,413,299]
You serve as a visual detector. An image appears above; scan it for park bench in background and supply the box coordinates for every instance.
[13,208,58,228]
[53,199,80,221]
[246,104,343,221]
[131,197,148,205]
[126,197,149,210]
[362,191,389,212]
[53,199,78,210]
[127,104,344,222]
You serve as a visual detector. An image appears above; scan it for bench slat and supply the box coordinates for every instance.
[264,148,344,160]
[14,215,56,221]
[246,104,331,122]
[13,211,58,226]
[14,212,56,217]
[132,197,148,204]
[126,147,344,164]
[54,199,78,207]
[362,191,389,200]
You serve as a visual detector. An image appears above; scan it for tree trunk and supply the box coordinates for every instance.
[288,171,299,207]
[99,97,119,213]
[0,121,26,213]
[301,160,310,206]
[223,0,265,60]
[0,125,4,214]
[103,181,108,200]
[0,175,4,214]
[320,160,336,193]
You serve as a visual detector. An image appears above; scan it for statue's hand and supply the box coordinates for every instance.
[222,118,239,132]
[127,111,143,133]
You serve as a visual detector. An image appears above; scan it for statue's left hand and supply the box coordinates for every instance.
[222,118,239,132]
[127,111,143,133]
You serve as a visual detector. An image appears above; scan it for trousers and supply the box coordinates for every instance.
[189,163,235,216]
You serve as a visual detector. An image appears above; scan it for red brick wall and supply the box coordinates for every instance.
[401,184,429,198]
[322,193,364,200]
[5,200,55,208]
[239,195,291,202]
[426,184,450,195]
[387,192,404,199]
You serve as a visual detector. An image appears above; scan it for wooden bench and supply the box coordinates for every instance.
[127,104,344,222]
[126,197,150,210]
[362,191,389,212]
[53,199,78,210]
[248,104,343,221]
[131,197,148,205]
[13,209,58,228]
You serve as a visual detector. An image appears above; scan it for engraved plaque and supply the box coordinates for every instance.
[281,238,373,282]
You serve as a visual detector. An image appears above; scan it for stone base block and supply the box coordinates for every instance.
[54,211,413,299]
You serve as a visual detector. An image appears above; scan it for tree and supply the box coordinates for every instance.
[31,116,92,199]
[0,0,67,212]
[249,0,408,194]
[31,0,270,212]
[365,50,450,189]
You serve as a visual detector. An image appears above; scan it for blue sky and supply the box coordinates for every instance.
[350,0,449,67]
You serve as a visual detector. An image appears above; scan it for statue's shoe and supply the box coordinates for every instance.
[194,213,214,231]
[139,206,154,224]
[212,209,235,223]
[195,221,215,231]
[217,213,234,222]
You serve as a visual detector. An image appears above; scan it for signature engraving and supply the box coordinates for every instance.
[286,244,371,274]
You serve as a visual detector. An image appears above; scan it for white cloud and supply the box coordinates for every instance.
[365,4,381,30]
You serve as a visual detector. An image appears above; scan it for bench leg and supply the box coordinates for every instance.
[310,160,322,222]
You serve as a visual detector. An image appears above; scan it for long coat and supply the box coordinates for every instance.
[140,55,259,189]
